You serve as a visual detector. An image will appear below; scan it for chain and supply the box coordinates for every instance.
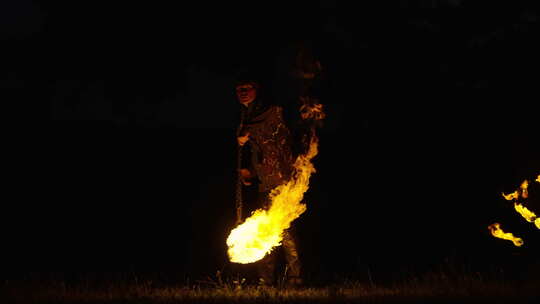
[235,109,246,225]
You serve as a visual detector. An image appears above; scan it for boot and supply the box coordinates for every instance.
[282,229,303,287]
[256,250,277,286]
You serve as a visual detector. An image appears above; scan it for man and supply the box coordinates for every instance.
[235,77,303,286]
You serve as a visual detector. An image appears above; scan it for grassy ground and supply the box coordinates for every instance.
[2,268,539,304]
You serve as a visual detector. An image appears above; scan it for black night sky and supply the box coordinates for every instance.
[3,0,540,283]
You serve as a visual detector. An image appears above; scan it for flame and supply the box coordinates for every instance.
[501,178,539,229]
[489,174,540,246]
[502,191,519,201]
[226,136,319,264]
[502,180,529,200]
[488,223,524,247]
[520,180,529,199]
[514,203,540,229]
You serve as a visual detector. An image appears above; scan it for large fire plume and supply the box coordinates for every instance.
[226,135,318,264]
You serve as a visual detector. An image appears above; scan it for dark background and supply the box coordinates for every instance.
[3,0,539,283]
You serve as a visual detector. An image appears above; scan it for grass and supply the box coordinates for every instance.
[2,266,539,304]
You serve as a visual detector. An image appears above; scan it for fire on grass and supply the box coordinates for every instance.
[488,174,540,246]
[226,104,323,264]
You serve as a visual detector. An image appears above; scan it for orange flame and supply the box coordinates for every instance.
[502,191,519,201]
[537,175,540,183]
[514,203,540,229]
[501,178,539,229]
[502,180,529,200]
[520,180,529,199]
[226,136,319,264]
[488,223,524,247]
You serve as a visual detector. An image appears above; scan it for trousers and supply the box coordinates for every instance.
[255,190,302,284]
[256,226,302,284]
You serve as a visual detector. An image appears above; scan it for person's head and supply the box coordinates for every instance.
[235,80,260,107]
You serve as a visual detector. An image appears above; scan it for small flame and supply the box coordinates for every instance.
[501,178,539,229]
[520,180,529,199]
[488,223,524,247]
[514,203,540,229]
[502,191,519,201]
[502,180,529,200]
[226,136,319,264]
[489,174,539,246]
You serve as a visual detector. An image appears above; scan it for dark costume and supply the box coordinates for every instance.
[238,97,302,285]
